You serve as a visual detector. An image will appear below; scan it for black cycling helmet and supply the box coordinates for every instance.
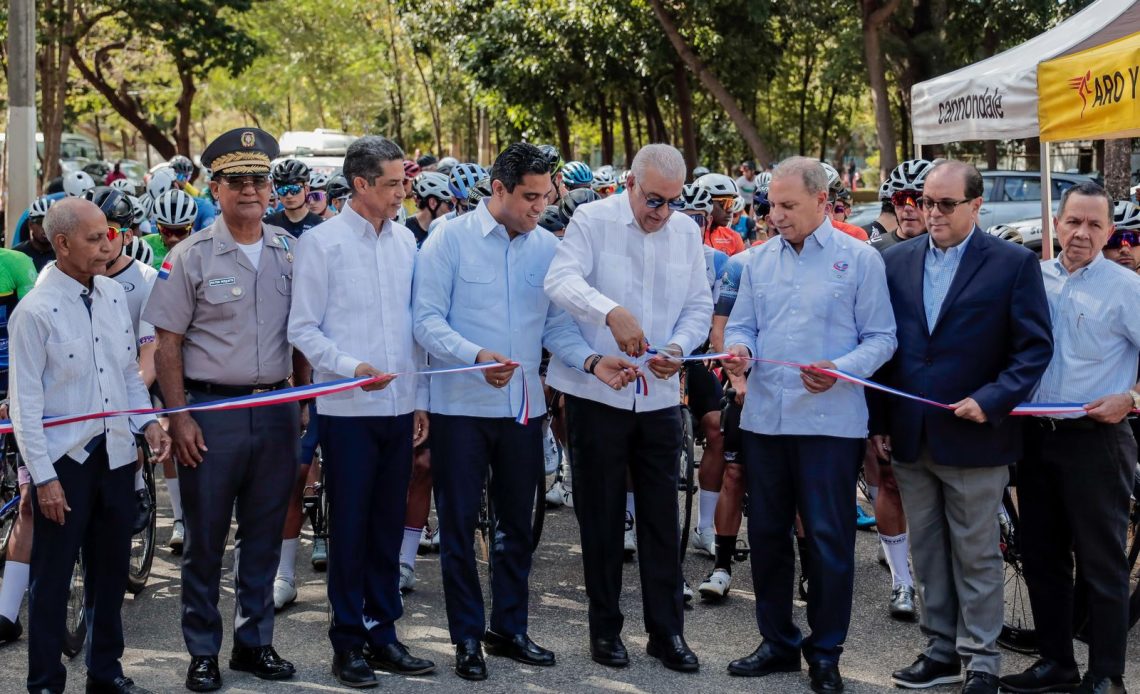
[559,187,599,220]
[272,158,311,185]
[537,144,562,175]
[538,205,568,233]
[169,154,195,178]
[82,186,134,226]
[466,177,494,206]
[327,173,351,201]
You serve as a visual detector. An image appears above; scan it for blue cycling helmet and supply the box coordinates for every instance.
[449,163,487,201]
[561,161,593,190]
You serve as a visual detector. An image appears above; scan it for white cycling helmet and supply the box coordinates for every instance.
[819,162,842,192]
[147,168,178,200]
[127,195,148,226]
[153,189,198,226]
[680,183,713,214]
[1114,200,1140,231]
[28,195,56,222]
[109,178,137,194]
[63,170,95,197]
[125,236,154,266]
[309,171,330,190]
[888,159,935,194]
[412,171,452,202]
[879,179,894,202]
[591,169,615,191]
[695,173,738,197]
[731,195,746,214]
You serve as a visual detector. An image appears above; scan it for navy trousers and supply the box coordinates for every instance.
[430,414,543,643]
[27,442,134,693]
[740,432,862,664]
[319,413,413,652]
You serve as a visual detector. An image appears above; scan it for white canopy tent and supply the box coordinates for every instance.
[910,0,1140,256]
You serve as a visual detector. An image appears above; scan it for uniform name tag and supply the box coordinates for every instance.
[208,277,237,287]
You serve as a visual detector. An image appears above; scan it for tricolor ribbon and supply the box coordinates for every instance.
[515,368,530,426]
[0,362,504,436]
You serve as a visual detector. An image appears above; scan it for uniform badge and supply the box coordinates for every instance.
[241,131,256,148]
[232,287,243,297]
[286,253,294,263]
[831,260,850,280]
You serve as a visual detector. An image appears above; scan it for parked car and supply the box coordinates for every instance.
[986,217,1060,256]
[978,170,1093,230]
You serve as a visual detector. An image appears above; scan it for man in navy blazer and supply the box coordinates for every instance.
[869,161,1052,694]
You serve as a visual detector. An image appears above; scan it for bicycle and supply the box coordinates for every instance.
[301,448,329,574]
[475,470,547,564]
[126,438,157,595]
[676,365,701,565]
[0,436,20,569]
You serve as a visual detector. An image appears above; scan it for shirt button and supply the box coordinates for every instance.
[99,368,104,373]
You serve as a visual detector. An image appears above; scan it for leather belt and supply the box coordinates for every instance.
[1032,416,1099,431]
[183,379,289,397]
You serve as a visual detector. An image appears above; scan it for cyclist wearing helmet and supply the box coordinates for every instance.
[561,161,593,191]
[692,165,710,181]
[695,173,746,256]
[864,180,900,244]
[537,205,567,236]
[265,158,325,237]
[416,154,438,172]
[735,160,758,211]
[15,196,58,271]
[466,177,494,208]
[449,163,487,214]
[592,168,616,198]
[874,159,935,253]
[306,171,335,220]
[326,173,351,214]
[406,171,453,247]
[63,170,96,198]
[169,155,197,187]
[1104,200,1140,272]
[145,189,198,271]
[537,145,564,201]
[730,195,757,244]
[436,156,459,176]
[833,188,854,224]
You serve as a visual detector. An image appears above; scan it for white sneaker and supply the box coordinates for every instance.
[399,563,416,593]
[623,512,636,558]
[698,569,732,600]
[683,580,694,603]
[543,427,560,475]
[419,526,434,553]
[690,527,715,557]
[273,577,297,610]
[168,519,185,553]
[545,480,566,508]
[431,528,440,551]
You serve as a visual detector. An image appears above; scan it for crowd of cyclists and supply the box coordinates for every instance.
[1,136,1139,694]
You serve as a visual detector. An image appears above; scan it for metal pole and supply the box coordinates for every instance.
[1040,140,1054,260]
[6,0,37,247]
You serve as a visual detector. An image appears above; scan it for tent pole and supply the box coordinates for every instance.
[1040,140,1054,260]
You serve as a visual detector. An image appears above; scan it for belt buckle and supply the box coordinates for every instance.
[252,386,271,395]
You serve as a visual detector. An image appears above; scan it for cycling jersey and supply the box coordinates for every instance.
[703,246,729,304]
[832,219,870,242]
[735,175,757,205]
[264,209,325,238]
[11,191,66,247]
[13,239,55,272]
[193,196,217,232]
[0,249,39,385]
[107,258,158,346]
[143,233,168,270]
[733,215,756,242]
[863,220,891,244]
[715,246,759,317]
[703,225,745,256]
[405,216,430,248]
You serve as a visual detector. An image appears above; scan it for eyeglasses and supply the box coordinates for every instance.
[158,224,192,238]
[105,226,127,242]
[686,213,707,229]
[175,172,189,182]
[917,197,974,215]
[890,190,921,209]
[594,185,616,195]
[833,204,847,215]
[636,185,685,211]
[1106,231,1139,249]
[218,175,270,191]
[711,196,735,212]
[307,191,327,204]
[275,184,304,197]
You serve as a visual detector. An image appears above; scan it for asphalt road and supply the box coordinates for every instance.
[1,485,1137,693]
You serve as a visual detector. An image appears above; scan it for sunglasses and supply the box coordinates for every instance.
[833,204,848,215]
[175,172,189,182]
[158,224,192,238]
[307,191,327,204]
[917,197,973,215]
[595,185,616,195]
[890,190,921,209]
[636,185,685,211]
[711,196,735,212]
[687,213,707,229]
[275,184,304,197]
[219,175,270,191]
[105,225,127,242]
[1106,231,1139,249]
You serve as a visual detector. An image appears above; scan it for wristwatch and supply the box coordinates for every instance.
[1128,389,1140,410]
[586,354,604,374]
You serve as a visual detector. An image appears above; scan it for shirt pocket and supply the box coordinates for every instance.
[458,263,495,310]
[1069,311,1106,361]
[525,270,547,312]
[47,336,88,380]
[664,262,690,324]
[596,252,629,301]
[202,283,243,336]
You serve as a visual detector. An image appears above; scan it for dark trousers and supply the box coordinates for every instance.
[430,414,543,643]
[1019,420,1135,677]
[740,432,862,664]
[27,442,133,693]
[563,396,684,640]
[319,413,412,651]
[178,392,298,656]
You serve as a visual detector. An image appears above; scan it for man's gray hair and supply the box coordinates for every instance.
[631,144,686,184]
[772,156,828,196]
[43,197,96,244]
[343,135,405,189]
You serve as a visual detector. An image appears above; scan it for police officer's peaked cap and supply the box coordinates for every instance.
[201,127,279,176]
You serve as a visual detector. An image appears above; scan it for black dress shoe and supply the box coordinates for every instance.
[0,615,22,645]
[1074,673,1127,694]
[963,671,1001,694]
[185,656,221,692]
[646,634,699,672]
[132,487,153,535]
[363,641,436,675]
[999,658,1080,693]
[484,630,555,666]
[455,638,487,681]
[85,675,153,694]
[891,654,963,689]
[809,661,844,693]
[228,645,295,680]
[728,641,801,677]
[332,648,378,689]
[590,635,629,667]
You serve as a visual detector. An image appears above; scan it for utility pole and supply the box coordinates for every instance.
[7,0,37,247]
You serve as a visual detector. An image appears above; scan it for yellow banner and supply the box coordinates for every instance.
[1038,30,1140,142]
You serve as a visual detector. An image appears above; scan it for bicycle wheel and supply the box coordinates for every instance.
[0,499,17,571]
[476,480,491,563]
[126,459,157,595]
[63,551,86,658]
[677,406,697,564]
[997,488,1038,654]
[1127,475,1140,629]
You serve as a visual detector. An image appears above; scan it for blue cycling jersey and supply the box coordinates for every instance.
[703,246,729,304]
[715,245,759,317]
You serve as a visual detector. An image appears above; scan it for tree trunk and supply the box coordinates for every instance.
[553,105,571,159]
[619,101,634,166]
[818,84,838,162]
[644,87,667,143]
[38,0,76,184]
[862,0,902,180]
[1024,137,1041,170]
[384,0,404,146]
[598,93,614,164]
[1104,139,1132,200]
[798,49,816,156]
[411,51,442,154]
[174,64,195,156]
[634,106,645,151]
[673,61,697,176]
[985,141,998,170]
[645,0,772,166]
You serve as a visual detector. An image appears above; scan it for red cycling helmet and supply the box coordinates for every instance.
[404,159,421,178]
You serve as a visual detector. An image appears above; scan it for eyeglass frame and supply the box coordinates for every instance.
[216,174,271,192]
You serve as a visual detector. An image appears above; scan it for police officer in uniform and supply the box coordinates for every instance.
[144,128,303,692]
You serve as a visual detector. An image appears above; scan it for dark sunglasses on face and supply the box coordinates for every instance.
[917,197,973,215]
[833,204,847,215]
[219,175,270,191]
[1106,231,1139,249]
[890,190,921,209]
[687,214,707,229]
[158,224,192,238]
[275,184,304,197]
[307,191,327,204]
[638,185,685,211]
